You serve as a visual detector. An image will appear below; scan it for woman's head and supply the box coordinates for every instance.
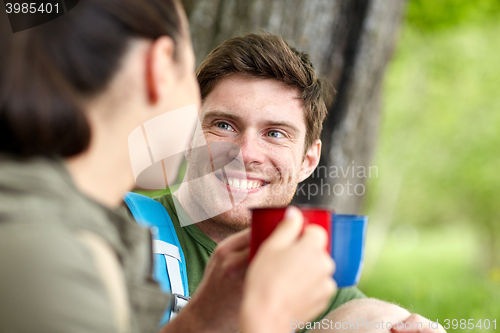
[0,0,199,158]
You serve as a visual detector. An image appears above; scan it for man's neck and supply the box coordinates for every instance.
[193,220,240,244]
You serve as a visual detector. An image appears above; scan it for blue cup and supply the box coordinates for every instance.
[331,214,368,288]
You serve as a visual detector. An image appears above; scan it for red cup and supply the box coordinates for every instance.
[249,206,332,261]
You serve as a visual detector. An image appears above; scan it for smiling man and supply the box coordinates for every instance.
[176,75,323,242]
[154,33,445,333]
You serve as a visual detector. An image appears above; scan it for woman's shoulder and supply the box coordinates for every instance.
[0,221,129,332]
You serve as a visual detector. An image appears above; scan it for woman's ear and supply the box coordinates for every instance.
[298,139,322,182]
[145,36,176,105]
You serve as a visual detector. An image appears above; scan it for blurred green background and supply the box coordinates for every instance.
[360,0,500,330]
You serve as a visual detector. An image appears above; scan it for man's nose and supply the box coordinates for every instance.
[237,131,266,166]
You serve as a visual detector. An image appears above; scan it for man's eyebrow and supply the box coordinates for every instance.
[202,111,241,122]
[264,121,300,134]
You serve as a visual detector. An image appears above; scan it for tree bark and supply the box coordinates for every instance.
[183,0,407,213]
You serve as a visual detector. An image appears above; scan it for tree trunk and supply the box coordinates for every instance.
[183,0,407,213]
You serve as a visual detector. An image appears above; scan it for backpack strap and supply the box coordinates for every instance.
[123,192,189,325]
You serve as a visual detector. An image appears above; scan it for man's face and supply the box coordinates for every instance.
[184,75,320,230]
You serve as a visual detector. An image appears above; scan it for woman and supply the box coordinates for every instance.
[0,1,335,332]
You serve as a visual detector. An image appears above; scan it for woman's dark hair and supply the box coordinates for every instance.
[0,0,183,157]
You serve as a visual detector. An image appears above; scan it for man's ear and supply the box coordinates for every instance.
[298,139,322,182]
[145,36,176,105]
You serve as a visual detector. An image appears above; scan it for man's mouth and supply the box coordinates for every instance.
[215,173,269,190]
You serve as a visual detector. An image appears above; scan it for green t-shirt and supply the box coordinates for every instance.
[155,194,366,331]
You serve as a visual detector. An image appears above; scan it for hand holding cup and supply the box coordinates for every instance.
[241,206,336,333]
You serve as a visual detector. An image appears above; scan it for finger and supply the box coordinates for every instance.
[391,328,439,333]
[395,321,445,333]
[391,327,422,333]
[391,314,431,333]
[218,228,251,253]
[298,278,336,323]
[321,252,336,276]
[263,206,303,249]
[234,247,250,265]
[228,246,250,266]
[224,247,251,277]
[298,224,328,250]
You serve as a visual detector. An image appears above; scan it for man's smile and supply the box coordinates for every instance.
[214,171,270,192]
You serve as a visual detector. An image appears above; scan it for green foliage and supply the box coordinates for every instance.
[365,11,500,264]
[362,0,500,322]
[407,0,500,32]
[359,226,500,331]
[134,188,171,198]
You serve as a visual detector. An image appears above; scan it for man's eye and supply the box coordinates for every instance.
[267,130,284,138]
[216,122,234,131]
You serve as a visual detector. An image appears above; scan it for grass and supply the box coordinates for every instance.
[358,225,500,332]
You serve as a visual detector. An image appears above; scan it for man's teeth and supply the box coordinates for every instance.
[222,178,264,189]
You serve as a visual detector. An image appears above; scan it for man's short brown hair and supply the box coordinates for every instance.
[196,33,329,151]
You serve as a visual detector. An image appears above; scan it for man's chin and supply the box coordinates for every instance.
[210,195,289,231]
[211,203,253,231]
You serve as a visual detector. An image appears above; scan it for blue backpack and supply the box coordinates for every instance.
[123,192,190,326]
